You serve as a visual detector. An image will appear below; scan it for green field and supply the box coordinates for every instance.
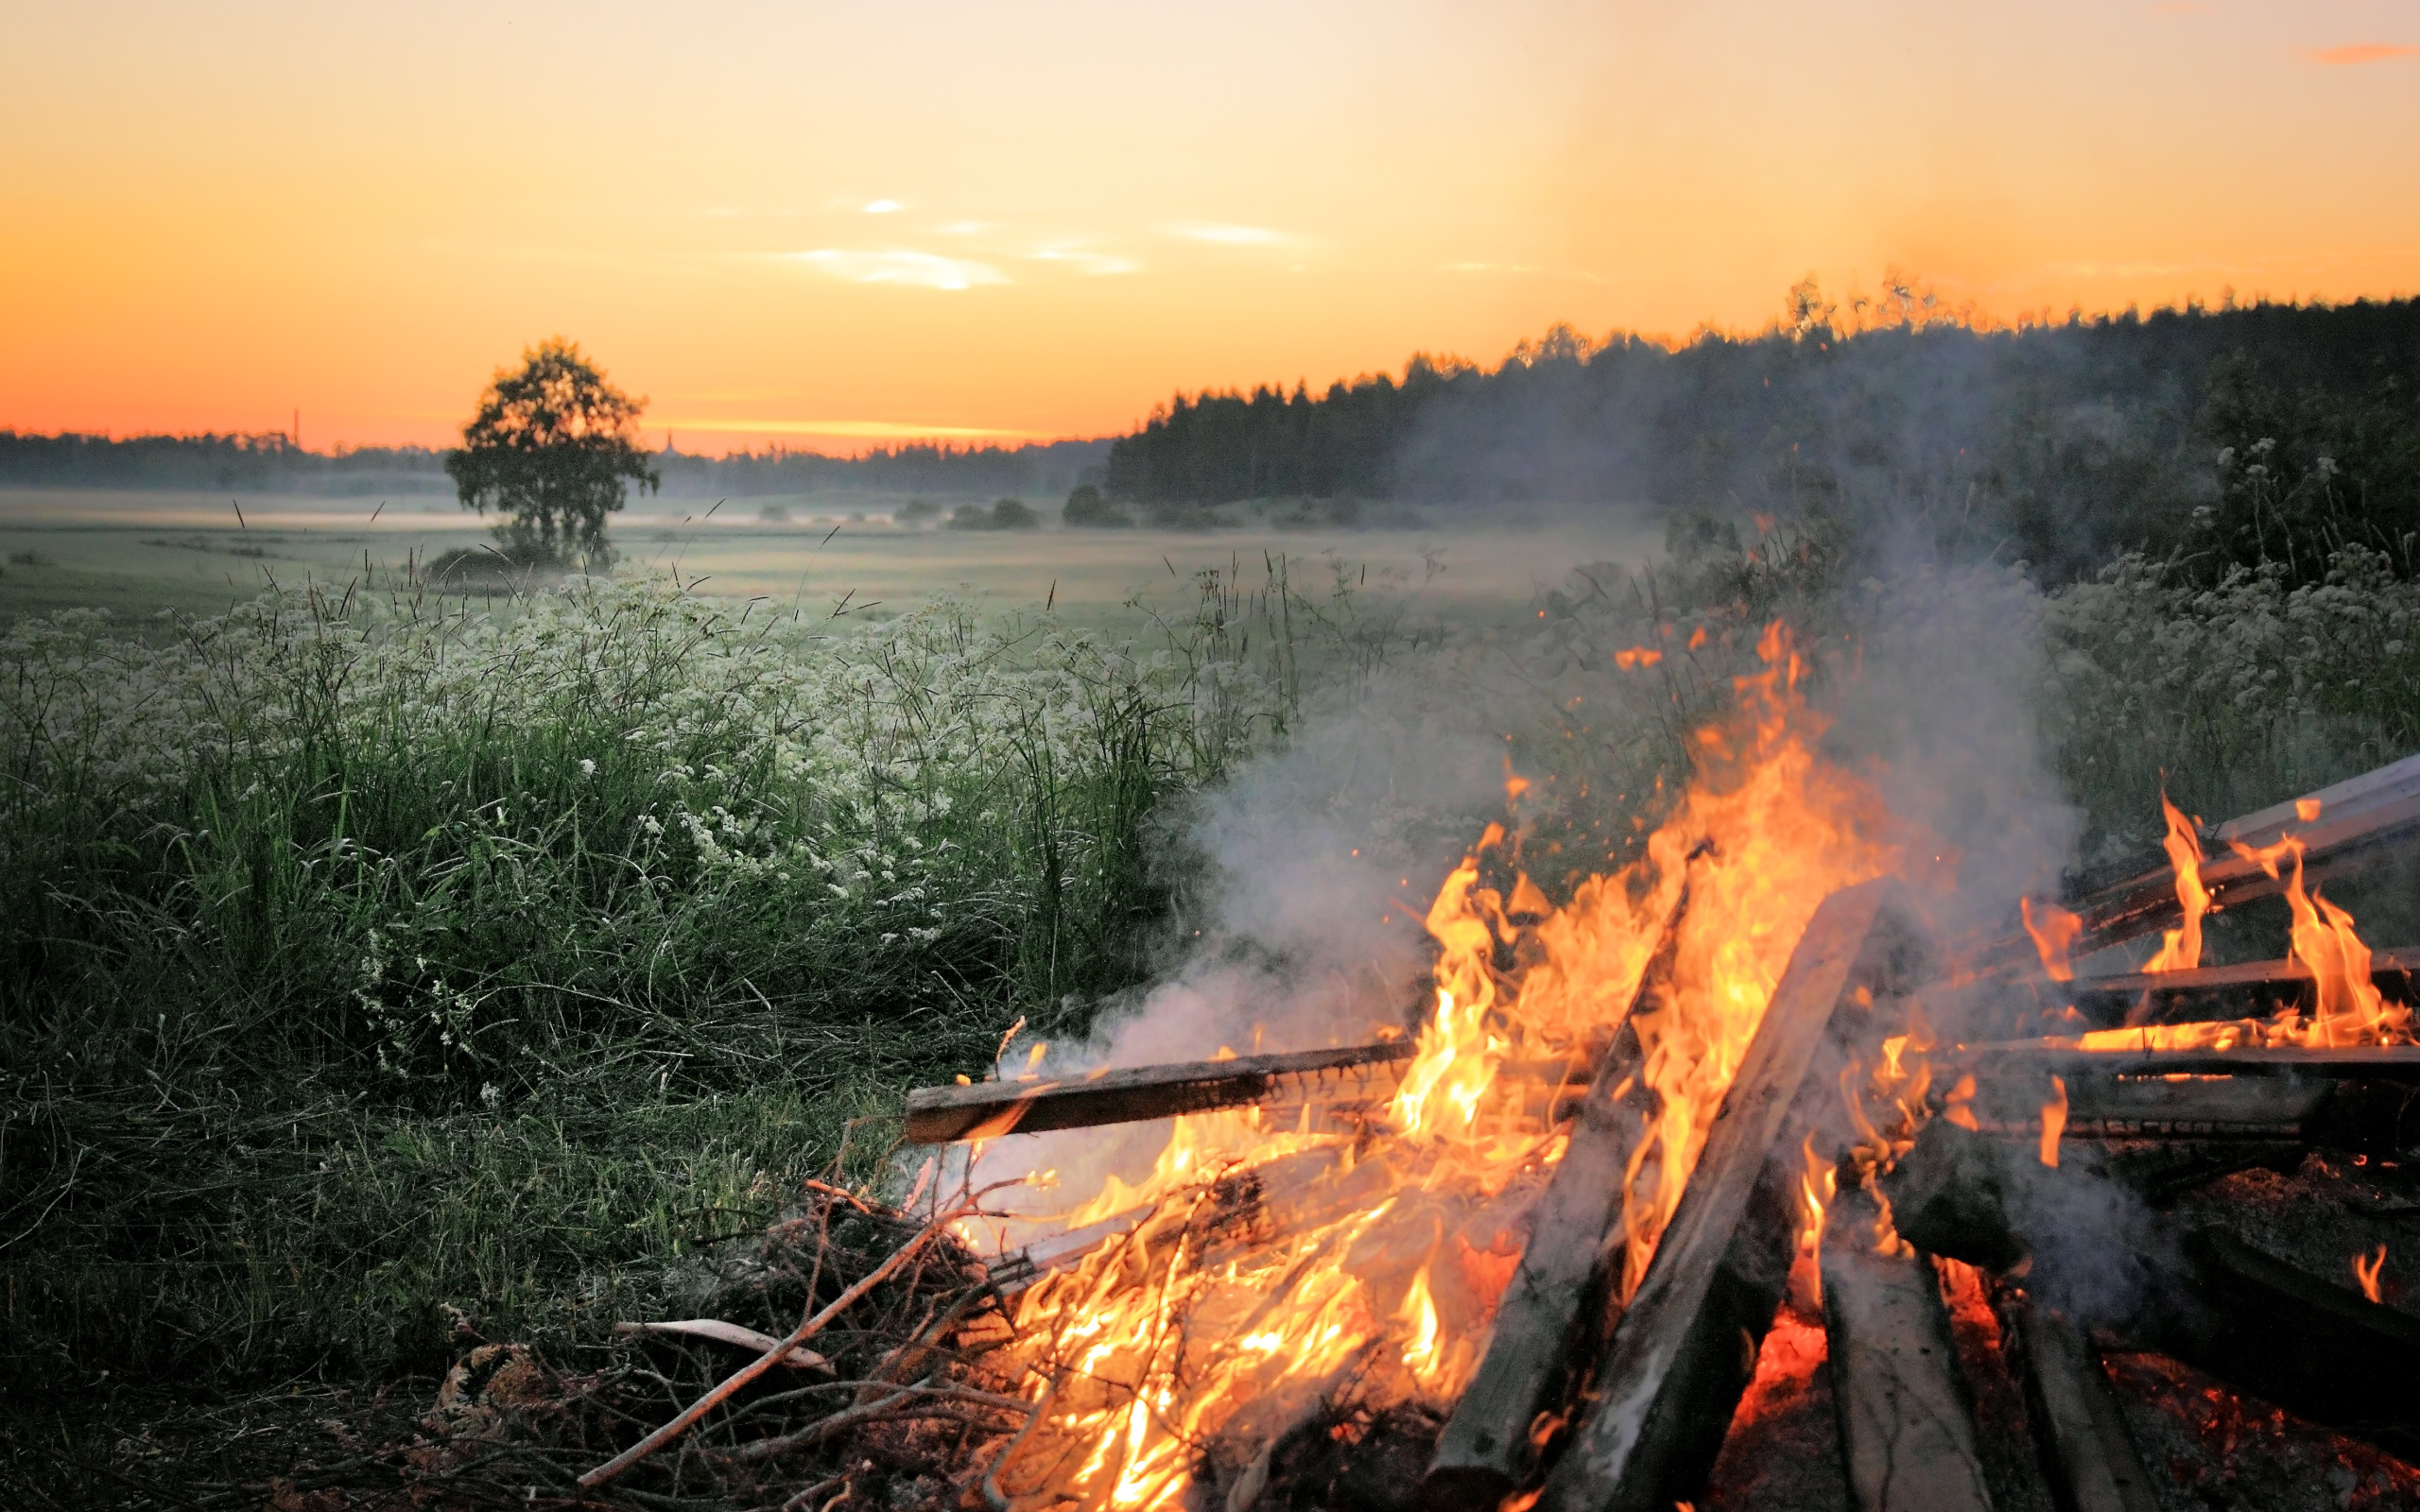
[0,487,1663,629]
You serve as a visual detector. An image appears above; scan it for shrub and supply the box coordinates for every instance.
[1063,484,1132,528]
[947,498,1039,530]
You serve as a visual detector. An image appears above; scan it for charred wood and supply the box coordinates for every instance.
[1535,879,1931,1512]
[1995,1289,2160,1512]
[1882,1119,2420,1461]
[1424,861,1697,1510]
[904,1041,1417,1143]
[904,1041,1594,1143]
[1819,1190,1996,1512]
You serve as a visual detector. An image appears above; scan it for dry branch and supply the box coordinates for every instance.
[1819,1191,1995,1512]
[1536,878,1927,1512]
[579,1209,951,1488]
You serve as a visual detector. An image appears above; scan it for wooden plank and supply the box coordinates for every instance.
[902,1040,1416,1143]
[2061,947,2420,1027]
[1958,1065,2337,1139]
[1424,871,1693,1511]
[905,1040,1592,1143]
[1883,1118,2420,1461]
[1945,1043,2420,1082]
[1535,879,1925,1512]
[1820,1190,1996,1512]
[1966,756,2420,978]
[1996,1291,2160,1512]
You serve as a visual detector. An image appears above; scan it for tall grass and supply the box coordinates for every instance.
[0,569,1325,1390]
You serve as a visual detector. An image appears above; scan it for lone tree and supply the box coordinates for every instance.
[444,338,659,563]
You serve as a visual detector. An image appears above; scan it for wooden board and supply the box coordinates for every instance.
[1945,1043,2420,1082]
[1996,1290,2160,1512]
[1820,1191,1995,1512]
[2061,948,2420,1027]
[1967,754,2420,977]
[902,1040,1417,1143]
[1957,1064,2337,1139]
[1536,879,1925,1512]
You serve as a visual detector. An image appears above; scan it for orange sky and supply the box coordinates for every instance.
[4,1,2417,454]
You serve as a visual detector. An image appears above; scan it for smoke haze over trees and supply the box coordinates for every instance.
[1106,290,2420,584]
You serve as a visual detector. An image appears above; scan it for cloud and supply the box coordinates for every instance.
[1163,221,1290,246]
[861,199,904,214]
[791,249,1008,290]
[1026,243,1140,276]
[2308,43,2417,66]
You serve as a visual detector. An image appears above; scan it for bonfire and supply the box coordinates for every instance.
[381,619,2420,1512]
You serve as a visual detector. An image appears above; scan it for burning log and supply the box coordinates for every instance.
[1818,1189,1996,1512]
[1973,753,2420,976]
[1995,1289,2161,1512]
[1424,860,1697,1510]
[1883,1118,2420,1462]
[2063,948,2420,1028]
[1534,879,1928,1512]
[902,1040,1417,1143]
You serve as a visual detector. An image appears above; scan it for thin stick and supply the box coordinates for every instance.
[578,1216,948,1488]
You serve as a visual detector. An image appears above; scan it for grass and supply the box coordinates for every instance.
[0,554,1430,1407]
[9,496,2420,1502]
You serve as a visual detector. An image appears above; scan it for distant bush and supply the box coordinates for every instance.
[1063,484,1132,528]
[895,498,941,525]
[947,498,1040,531]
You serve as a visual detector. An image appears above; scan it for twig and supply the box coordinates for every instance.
[578,1211,951,1488]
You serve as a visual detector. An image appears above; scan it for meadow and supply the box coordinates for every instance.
[6,488,2420,1500]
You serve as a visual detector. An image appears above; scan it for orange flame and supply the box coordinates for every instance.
[2356,1245,2387,1304]
[2019,896,2083,982]
[2141,796,2208,974]
[2067,803,2413,1055]
[1613,645,1663,670]
[983,622,1910,1508]
[2039,1075,2066,1168]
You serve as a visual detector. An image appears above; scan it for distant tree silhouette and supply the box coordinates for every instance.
[1062,484,1131,527]
[444,338,658,563]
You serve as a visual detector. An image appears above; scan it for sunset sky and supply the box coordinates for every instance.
[4,1,2416,454]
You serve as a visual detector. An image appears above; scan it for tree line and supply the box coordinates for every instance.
[0,428,1108,500]
[1104,289,2420,583]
